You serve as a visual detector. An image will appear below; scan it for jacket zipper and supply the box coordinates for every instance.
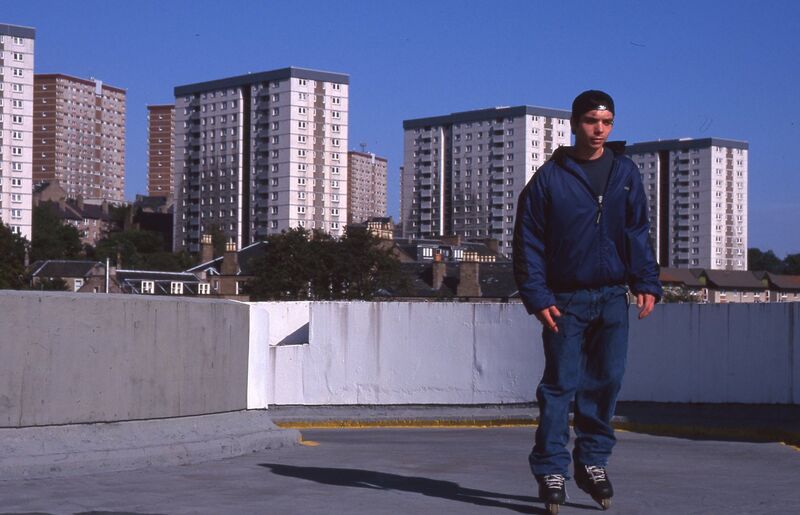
[596,195,603,224]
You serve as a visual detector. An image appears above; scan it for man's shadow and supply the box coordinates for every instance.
[259,463,596,514]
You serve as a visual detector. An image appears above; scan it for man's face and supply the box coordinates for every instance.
[573,109,614,152]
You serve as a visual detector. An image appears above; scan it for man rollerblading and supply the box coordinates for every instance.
[514,90,662,512]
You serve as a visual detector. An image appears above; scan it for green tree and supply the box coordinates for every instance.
[0,224,28,290]
[30,205,83,262]
[661,286,701,303]
[246,226,405,301]
[95,228,197,271]
[332,226,404,299]
[246,228,316,300]
[783,253,800,275]
[748,248,784,273]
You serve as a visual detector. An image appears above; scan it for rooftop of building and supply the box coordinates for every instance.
[116,269,201,283]
[392,261,517,299]
[34,73,126,94]
[0,408,796,514]
[174,66,350,96]
[403,105,571,130]
[147,104,176,110]
[37,199,113,222]
[626,137,749,153]
[702,269,765,289]
[348,150,389,162]
[186,240,269,276]
[30,260,103,279]
[0,23,35,39]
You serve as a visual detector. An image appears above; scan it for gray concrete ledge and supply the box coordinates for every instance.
[0,410,300,480]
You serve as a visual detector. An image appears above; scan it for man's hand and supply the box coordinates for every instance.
[535,305,562,333]
[636,293,656,319]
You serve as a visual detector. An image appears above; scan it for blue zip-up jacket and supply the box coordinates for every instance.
[513,142,662,314]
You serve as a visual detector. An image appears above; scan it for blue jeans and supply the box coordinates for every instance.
[530,285,629,478]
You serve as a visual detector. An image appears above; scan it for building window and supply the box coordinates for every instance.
[198,283,211,295]
[170,282,184,295]
[141,281,155,294]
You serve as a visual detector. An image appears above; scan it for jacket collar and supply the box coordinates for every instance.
[552,140,627,168]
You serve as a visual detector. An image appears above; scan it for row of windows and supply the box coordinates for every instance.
[0,36,27,45]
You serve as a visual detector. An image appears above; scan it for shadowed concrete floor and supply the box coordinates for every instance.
[0,427,798,514]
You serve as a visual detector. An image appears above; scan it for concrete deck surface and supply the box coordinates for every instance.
[0,426,797,514]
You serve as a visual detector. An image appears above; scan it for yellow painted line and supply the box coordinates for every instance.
[299,439,320,447]
[276,418,537,430]
[278,418,800,449]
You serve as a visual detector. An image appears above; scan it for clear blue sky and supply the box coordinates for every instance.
[6,0,800,256]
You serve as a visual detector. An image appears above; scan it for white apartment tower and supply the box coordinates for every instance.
[626,138,748,270]
[173,67,349,253]
[401,106,571,256]
[0,23,35,241]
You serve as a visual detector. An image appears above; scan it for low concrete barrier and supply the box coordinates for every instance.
[0,290,298,478]
[0,291,270,427]
[268,301,800,405]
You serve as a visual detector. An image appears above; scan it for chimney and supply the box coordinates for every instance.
[432,252,446,289]
[457,258,482,298]
[101,200,109,215]
[221,242,238,275]
[76,195,84,211]
[200,234,214,263]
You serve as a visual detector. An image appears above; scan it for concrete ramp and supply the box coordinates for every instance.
[0,410,299,480]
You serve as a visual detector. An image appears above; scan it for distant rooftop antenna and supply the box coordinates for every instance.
[360,142,367,152]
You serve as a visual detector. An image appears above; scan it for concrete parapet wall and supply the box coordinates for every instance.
[626,302,800,404]
[0,291,268,427]
[268,301,800,405]
[269,302,542,405]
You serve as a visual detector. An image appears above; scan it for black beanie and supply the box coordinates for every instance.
[571,90,615,120]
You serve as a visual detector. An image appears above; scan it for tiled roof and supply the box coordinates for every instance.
[186,241,268,276]
[659,267,705,287]
[116,270,200,283]
[31,260,102,278]
[702,270,765,289]
[765,273,800,291]
[390,261,517,299]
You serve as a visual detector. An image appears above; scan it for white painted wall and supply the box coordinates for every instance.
[252,301,310,346]
[267,302,800,406]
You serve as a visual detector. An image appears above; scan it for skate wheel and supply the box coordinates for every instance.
[599,498,611,510]
[546,503,559,515]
